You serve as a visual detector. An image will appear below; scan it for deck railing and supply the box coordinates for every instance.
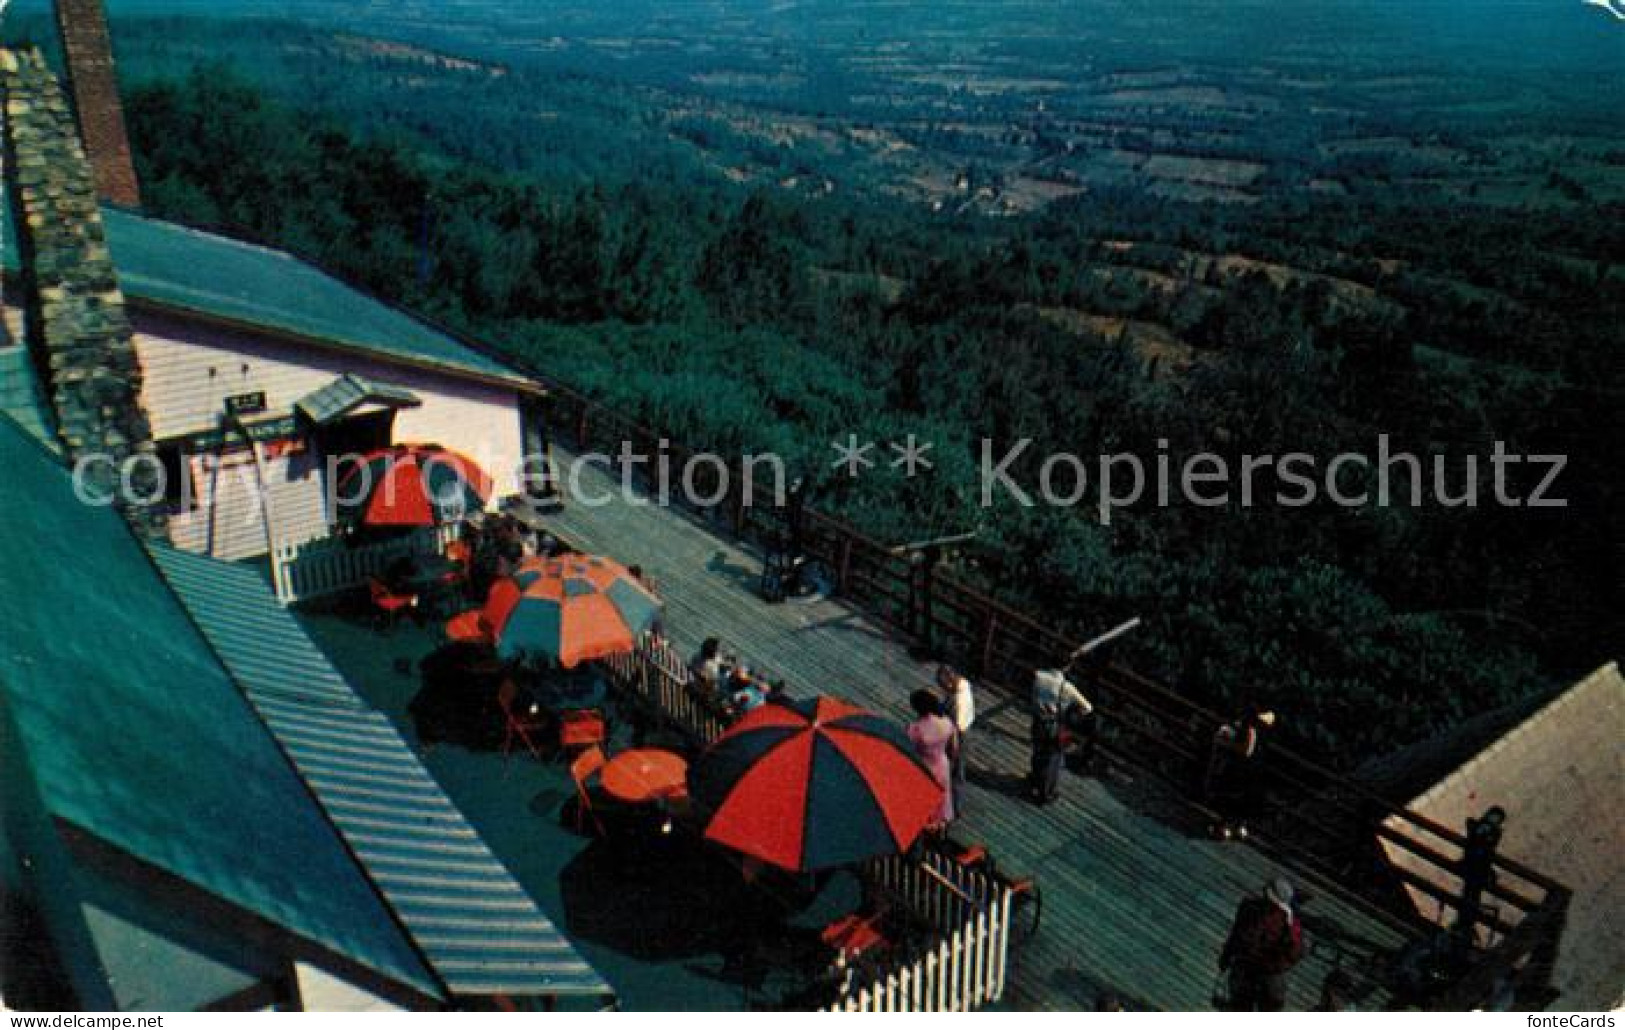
[270,523,458,605]
[597,639,1013,1012]
[826,851,1014,1012]
[533,381,1570,1009]
[599,635,729,746]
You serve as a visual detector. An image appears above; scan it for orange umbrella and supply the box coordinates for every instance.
[336,444,493,527]
[687,697,943,872]
[483,555,662,667]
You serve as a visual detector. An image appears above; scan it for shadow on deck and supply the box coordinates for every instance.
[501,453,1408,1011]
[298,608,870,1012]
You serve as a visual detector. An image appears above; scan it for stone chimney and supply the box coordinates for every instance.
[53,0,141,208]
[1,47,164,538]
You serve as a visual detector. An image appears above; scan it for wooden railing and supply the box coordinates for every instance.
[531,380,1570,1009]
[599,635,729,746]
[597,638,1013,1011]
[826,850,1014,1012]
[270,523,458,605]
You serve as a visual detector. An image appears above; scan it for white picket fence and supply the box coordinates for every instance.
[825,851,1014,1011]
[270,523,458,605]
[602,640,1016,1012]
[819,844,1007,1007]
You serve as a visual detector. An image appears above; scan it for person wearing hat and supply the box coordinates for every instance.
[1219,876,1305,1010]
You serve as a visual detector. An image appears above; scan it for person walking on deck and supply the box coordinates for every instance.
[1219,877,1304,1011]
[937,665,975,815]
[906,689,957,831]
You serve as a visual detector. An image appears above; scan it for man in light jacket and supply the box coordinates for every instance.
[1029,667,1093,802]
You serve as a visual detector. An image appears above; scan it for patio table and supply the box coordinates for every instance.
[601,748,689,805]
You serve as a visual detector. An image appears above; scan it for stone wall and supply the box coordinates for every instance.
[1,47,163,536]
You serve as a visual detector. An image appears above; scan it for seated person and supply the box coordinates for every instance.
[689,637,726,697]
[765,679,792,706]
[727,665,767,716]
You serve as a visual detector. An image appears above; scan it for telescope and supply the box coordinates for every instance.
[1065,617,1142,665]
[887,530,980,557]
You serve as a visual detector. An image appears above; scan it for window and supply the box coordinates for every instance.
[156,442,198,513]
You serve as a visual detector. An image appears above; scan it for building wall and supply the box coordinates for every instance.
[133,308,525,559]
[166,445,329,562]
[292,962,408,1013]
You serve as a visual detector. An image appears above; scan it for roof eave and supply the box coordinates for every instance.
[120,293,547,398]
[54,817,447,1010]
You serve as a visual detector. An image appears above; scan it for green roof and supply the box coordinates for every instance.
[0,206,524,384]
[74,868,270,1011]
[149,545,612,1000]
[296,372,422,425]
[0,346,57,452]
[0,415,438,1000]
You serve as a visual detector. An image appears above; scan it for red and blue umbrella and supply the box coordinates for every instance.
[688,696,943,872]
[337,444,492,528]
[483,555,662,667]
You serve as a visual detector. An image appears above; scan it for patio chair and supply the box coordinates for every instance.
[442,539,472,592]
[568,745,609,836]
[368,577,418,631]
[444,609,492,645]
[820,904,892,964]
[556,707,607,759]
[497,677,549,767]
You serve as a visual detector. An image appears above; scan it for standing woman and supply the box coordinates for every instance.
[906,689,957,831]
[1206,704,1278,840]
[937,665,975,816]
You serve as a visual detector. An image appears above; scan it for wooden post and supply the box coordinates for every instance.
[979,611,999,678]
[731,458,748,536]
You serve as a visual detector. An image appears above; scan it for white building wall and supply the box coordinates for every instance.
[166,446,330,561]
[131,308,527,559]
[292,962,408,1013]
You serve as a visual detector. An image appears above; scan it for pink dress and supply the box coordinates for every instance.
[907,713,957,827]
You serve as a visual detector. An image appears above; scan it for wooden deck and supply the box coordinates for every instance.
[536,448,1408,1011]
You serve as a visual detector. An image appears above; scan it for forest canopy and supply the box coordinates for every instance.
[56,18,1623,769]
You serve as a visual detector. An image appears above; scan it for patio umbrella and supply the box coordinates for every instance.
[688,696,943,873]
[483,555,662,667]
[336,444,493,528]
